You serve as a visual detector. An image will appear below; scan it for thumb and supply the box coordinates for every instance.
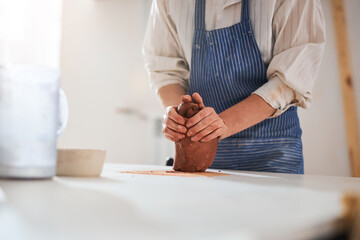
[181,95,192,103]
[192,92,205,108]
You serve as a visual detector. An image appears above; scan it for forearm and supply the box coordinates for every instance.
[157,84,187,108]
[219,94,276,139]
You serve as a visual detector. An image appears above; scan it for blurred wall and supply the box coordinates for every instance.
[58,0,165,165]
[59,0,360,176]
[0,0,62,67]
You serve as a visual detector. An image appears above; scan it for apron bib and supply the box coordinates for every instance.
[189,0,304,174]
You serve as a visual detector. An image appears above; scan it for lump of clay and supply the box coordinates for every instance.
[173,101,219,172]
[177,102,201,118]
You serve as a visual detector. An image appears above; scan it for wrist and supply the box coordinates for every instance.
[219,116,231,140]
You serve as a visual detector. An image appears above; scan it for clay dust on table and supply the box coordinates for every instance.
[119,170,228,177]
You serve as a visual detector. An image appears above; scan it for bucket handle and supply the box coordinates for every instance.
[57,88,68,136]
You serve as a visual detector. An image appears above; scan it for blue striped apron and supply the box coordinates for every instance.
[189,0,304,174]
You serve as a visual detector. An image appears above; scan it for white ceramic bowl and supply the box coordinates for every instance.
[56,149,106,177]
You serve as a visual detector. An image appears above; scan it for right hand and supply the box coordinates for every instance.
[162,106,187,142]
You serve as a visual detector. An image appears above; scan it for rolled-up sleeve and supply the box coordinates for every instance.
[142,0,190,94]
[253,0,326,117]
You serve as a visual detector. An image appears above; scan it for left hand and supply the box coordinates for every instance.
[185,93,229,142]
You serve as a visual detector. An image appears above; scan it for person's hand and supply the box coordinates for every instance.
[186,93,228,142]
[162,106,187,142]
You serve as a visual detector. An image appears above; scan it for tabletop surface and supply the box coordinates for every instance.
[0,164,360,240]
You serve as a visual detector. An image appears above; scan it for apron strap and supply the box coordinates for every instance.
[241,0,250,22]
[195,0,205,30]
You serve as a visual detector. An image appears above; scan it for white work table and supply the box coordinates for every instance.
[0,164,359,240]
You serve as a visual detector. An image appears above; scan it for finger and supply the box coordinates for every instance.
[181,95,192,103]
[200,128,223,142]
[164,134,180,143]
[186,107,213,128]
[164,117,187,134]
[168,107,186,125]
[187,113,218,137]
[192,92,205,108]
[191,121,220,141]
[163,127,185,141]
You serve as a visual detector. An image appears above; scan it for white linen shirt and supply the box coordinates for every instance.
[142,0,326,117]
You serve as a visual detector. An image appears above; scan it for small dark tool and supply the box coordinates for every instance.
[166,157,174,166]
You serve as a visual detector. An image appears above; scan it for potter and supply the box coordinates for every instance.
[144,0,325,174]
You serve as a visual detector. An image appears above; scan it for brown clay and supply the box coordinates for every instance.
[173,101,219,172]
